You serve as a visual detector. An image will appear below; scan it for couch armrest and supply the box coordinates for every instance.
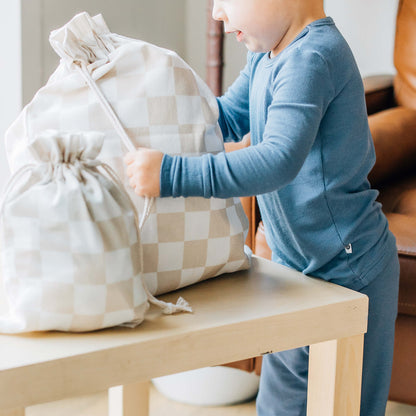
[364,75,395,115]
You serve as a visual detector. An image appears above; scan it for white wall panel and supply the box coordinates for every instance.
[0,0,22,189]
[26,0,187,105]
[324,0,399,77]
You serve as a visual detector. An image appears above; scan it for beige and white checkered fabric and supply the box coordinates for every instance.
[0,131,149,333]
[5,12,250,296]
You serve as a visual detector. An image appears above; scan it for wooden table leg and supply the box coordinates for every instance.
[307,334,364,416]
[0,409,25,416]
[108,381,150,416]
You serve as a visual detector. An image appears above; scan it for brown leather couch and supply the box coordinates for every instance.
[366,0,416,405]
[225,0,416,405]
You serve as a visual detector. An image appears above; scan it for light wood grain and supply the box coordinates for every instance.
[307,335,364,415]
[0,256,368,415]
[108,381,150,416]
[25,385,257,416]
[0,409,25,416]
[21,385,416,416]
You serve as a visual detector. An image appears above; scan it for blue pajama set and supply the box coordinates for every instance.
[161,17,399,416]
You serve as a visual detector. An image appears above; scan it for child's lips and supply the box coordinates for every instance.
[225,29,244,42]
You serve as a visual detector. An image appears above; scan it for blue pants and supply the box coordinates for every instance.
[256,254,400,416]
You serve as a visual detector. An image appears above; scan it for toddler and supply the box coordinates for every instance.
[125,0,399,414]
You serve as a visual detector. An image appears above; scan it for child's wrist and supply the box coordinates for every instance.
[160,154,174,197]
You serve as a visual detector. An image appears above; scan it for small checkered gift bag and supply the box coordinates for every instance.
[0,130,191,333]
[5,12,251,297]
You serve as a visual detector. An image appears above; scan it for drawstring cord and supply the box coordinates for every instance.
[75,61,154,229]
[74,61,193,314]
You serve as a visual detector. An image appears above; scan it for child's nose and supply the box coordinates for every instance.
[212,1,225,22]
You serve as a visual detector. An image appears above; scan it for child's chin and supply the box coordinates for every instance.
[243,40,269,54]
[247,45,269,54]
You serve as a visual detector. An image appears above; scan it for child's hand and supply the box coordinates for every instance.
[124,148,164,198]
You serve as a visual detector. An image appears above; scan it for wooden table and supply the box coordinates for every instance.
[0,256,368,416]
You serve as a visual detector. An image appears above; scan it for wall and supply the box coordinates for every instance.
[0,1,22,190]
[23,0,187,106]
[325,0,399,77]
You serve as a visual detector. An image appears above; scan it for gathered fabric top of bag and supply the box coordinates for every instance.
[49,13,116,70]
[1,130,107,218]
[29,129,102,164]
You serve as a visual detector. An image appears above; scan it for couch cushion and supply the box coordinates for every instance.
[394,0,416,109]
[395,254,416,317]
[387,214,416,257]
[373,176,416,317]
[254,221,272,260]
[368,107,416,187]
[389,314,416,404]
[377,176,416,257]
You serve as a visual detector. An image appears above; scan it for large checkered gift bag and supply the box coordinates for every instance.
[5,12,251,297]
[0,130,191,333]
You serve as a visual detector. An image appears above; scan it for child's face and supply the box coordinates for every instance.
[213,0,292,55]
[212,0,323,57]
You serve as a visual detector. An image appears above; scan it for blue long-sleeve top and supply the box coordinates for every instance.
[161,17,397,290]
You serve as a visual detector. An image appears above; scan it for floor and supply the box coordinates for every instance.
[26,383,416,416]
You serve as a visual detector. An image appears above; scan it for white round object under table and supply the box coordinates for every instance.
[152,366,260,406]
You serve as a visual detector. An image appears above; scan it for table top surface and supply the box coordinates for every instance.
[0,256,368,372]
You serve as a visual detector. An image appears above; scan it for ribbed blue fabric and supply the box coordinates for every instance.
[160,17,397,289]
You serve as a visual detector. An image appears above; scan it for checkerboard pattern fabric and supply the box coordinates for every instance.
[0,131,149,333]
[5,12,250,297]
